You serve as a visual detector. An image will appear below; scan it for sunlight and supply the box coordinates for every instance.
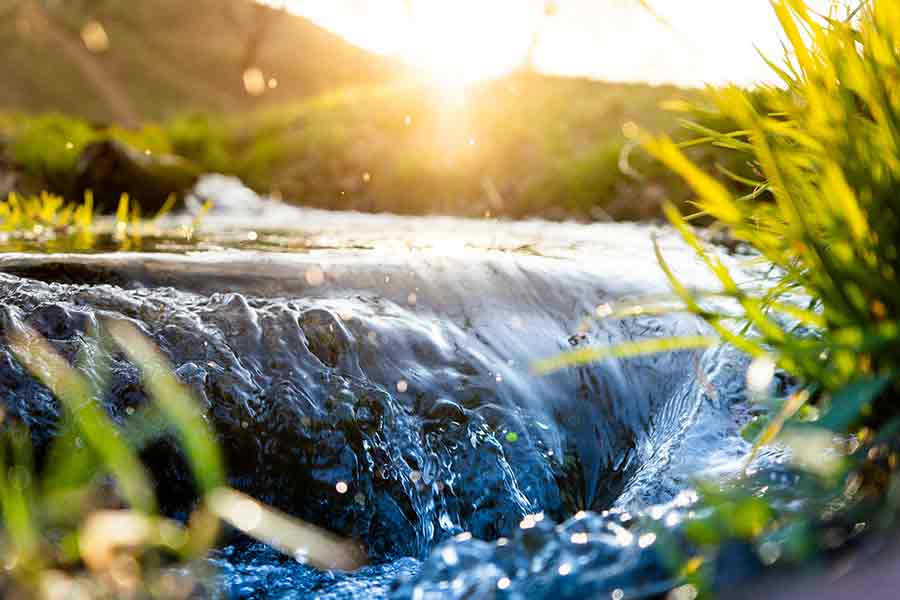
[270,0,540,88]
[272,0,843,87]
[402,1,537,88]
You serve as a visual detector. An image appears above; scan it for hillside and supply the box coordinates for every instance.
[0,0,399,123]
[1,73,747,221]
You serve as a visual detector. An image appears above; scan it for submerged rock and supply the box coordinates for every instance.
[0,192,774,600]
[0,249,749,565]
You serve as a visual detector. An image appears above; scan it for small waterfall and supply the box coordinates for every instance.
[0,177,760,597]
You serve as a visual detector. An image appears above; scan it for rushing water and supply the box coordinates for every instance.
[0,176,779,598]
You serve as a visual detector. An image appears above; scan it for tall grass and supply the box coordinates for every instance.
[545,0,899,448]
[644,0,899,439]
[536,0,900,591]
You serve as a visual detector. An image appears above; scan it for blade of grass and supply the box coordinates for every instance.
[8,324,156,513]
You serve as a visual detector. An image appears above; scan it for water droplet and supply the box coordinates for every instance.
[596,302,614,317]
[622,121,640,139]
[440,547,459,566]
[304,266,325,287]
[336,481,349,494]
[670,584,698,600]
[747,356,776,392]
[80,20,109,53]
[242,67,266,96]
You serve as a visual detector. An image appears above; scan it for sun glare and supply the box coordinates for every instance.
[270,0,843,88]
[273,0,540,88]
[401,1,537,88]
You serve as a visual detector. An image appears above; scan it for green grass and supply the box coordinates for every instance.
[646,0,899,431]
[2,75,746,221]
[537,0,900,593]
[1,322,365,597]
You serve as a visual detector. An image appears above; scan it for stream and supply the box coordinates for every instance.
[0,176,789,598]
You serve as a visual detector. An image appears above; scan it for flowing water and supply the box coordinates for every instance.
[0,176,787,598]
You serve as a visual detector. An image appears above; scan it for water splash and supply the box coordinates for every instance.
[0,177,765,597]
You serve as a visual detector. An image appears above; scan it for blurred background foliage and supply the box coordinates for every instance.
[0,0,751,221]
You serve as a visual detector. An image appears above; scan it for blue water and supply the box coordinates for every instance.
[0,176,784,598]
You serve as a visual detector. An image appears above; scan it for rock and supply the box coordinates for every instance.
[73,139,200,214]
[0,163,18,200]
[0,137,20,200]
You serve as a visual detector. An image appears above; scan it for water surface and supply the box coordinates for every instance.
[0,176,775,598]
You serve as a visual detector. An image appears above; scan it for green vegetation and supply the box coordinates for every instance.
[545,0,900,593]
[0,190,94,233]
[649,0,899,443]
[0,0,394,123]
[0,189,195,253]
[8,0,900,595]
[2,76,745,221]
[0,0,742,221]
[0,322,364,597]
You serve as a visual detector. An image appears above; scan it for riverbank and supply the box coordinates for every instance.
[1,75,744,222]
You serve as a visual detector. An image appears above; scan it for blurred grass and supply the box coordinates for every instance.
[1,321,366,597]
[1,75,747,221]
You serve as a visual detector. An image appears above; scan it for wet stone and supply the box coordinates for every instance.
[0,244,754,598]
